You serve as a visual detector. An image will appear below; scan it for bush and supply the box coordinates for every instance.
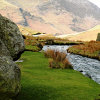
[44,49,73,69]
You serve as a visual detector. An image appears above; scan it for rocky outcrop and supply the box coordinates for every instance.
[96,33,100,41]
[0,14,25,100]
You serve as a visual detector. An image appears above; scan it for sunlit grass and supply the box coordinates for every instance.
[16,51,100,100]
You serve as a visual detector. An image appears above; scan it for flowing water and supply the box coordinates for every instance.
[42,45,100,84]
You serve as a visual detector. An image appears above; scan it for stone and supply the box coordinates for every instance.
[0,14,25,100]
[96,33,100,41]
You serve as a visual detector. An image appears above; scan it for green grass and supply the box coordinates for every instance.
[16,51,100,100]
[25,45,40,52]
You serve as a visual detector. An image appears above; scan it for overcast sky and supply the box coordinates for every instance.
[88,0,100,8]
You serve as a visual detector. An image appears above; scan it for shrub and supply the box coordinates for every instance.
[49,59,60,69]
[62,59,73,69]
[44,49,73,69]
[44,49,55,58]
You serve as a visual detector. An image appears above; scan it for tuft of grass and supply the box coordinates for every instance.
[44,49,73,69]
[16,51,100,100]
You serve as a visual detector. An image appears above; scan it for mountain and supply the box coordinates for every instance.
[0,0,100,35]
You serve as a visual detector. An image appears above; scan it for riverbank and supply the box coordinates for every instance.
[24,35,83,52]
[67,41,100,60]
[43,45,100,84]
[16,51,100,100]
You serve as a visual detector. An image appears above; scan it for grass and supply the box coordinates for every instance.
[24,35,80,52]
[25,45,41,52]
[24,35,44,52]
[16,51,100,100]
[44,49,72,69]
[24,35,83,48]
[68,41,100,60]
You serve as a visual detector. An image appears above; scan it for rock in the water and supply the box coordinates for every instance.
[0,14,25,100]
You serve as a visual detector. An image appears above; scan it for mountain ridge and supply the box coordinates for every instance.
[0,0,100,35]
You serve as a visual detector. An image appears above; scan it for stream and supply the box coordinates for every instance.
[42,45,100,84]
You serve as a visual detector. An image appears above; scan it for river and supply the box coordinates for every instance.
[42,45,100,84]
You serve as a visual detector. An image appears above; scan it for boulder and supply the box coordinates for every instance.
[96,33,100,41]
[0,14,25,100]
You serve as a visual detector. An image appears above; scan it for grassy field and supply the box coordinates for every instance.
[16,51,100,100]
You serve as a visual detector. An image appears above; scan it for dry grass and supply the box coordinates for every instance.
[24,35,45,52]
[68,41,100,60]
[68,25,100,41]
[24,35,83,47]
[44,49,73,69]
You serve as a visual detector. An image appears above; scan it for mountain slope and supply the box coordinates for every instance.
[0,0,100,35]
[67,25,100,41]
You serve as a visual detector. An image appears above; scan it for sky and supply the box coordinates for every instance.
[88,0,100,8]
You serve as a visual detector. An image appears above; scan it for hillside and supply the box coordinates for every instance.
[67,25,100,41]
[0,0,100,35]
[18,25,40,35]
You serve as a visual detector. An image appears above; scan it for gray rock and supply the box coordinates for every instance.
[0,14,25,60]
[0,14,25,100]
[97,33,100,41]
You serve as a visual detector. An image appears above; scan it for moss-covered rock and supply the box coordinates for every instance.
[0,14,25,100]
[0,14,25,60]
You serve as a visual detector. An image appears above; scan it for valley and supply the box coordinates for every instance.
[0,0,100,100]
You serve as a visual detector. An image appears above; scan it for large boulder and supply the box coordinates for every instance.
[0,14,25,100]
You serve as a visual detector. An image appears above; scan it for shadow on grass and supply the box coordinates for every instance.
[16,84,59,100]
